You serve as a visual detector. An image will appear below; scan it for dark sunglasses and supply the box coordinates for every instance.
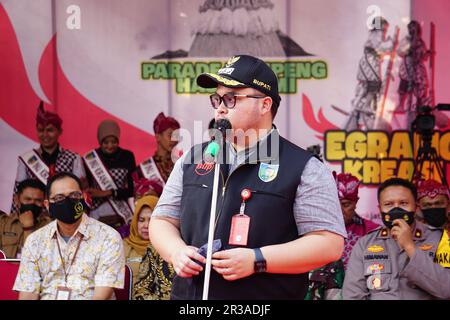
[209,92,266,109]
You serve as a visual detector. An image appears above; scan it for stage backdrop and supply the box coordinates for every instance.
[1,0,449,222]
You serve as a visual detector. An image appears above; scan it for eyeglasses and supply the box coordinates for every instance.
[49,191,83,203]
[209,92,266,109]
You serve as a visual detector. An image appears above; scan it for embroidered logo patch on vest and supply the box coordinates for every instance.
[258,163,279,182]
[195,163,214,176]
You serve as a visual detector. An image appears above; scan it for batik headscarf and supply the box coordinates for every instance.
[333,172,360,202]
[417,179,449,201]
[132,173,163,198]
[36,101,62,130]
[153,112,180,134]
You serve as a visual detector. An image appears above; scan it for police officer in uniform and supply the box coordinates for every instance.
[343,178,450,299]
[149,54,347,300]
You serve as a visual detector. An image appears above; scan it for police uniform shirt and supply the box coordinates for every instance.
[343,222,450,300]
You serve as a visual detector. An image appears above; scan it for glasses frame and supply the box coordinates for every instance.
[209,92,266,109]
[49,191,84,204]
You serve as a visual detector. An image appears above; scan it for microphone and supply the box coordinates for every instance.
[204,119,232,162]
[214,118,232,136]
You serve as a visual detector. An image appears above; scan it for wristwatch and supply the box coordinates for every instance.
[253,248,267,273]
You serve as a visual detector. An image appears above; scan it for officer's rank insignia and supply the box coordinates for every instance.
[367,263,384,274]
[418,244,433,251]
[258,163,279,183]
[415,229,422,238]
[367,245,385,253]
[367,275,382,290]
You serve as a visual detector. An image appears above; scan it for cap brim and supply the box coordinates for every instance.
[197,73,246,89]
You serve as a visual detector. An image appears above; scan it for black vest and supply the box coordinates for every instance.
[172,131,312,300]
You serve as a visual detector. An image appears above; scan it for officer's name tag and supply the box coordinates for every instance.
[56,286,72,300]
[229,214,250,246]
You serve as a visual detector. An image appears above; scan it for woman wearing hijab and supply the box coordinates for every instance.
[84,119,136,229]
[123,195,158,292]
[130,195,175,300]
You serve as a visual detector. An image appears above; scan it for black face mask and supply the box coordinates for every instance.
[19,203,43,220]
[422,207,447,228]
[381,207,415,229]
[49,198,87,224]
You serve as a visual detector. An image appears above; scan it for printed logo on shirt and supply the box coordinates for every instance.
[367,245,384,253]
[195,163,214,176]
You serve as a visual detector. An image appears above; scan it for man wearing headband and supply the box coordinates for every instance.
[149,54,346,300]
[417,179,450,268]
[10,102,86,214]
[343,178,450,299]
[335,173,379,270]
[132,112,181,198]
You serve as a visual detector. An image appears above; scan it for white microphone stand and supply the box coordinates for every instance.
[202,161,221,300]
[201,120,230,300]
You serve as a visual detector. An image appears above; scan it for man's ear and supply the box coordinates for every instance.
[14,194,20,207]
[44,199,49,211]
[260,97,273,116]
[415,202,420,213]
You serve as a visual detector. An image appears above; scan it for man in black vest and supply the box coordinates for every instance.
[149,54,347,299]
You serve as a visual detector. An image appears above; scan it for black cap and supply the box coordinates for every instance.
[197,55,281,106]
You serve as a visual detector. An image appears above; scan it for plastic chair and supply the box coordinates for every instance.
[0,258,21,300]
[114,264,133,300]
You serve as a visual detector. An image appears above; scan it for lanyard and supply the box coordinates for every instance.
[55,234,83,286]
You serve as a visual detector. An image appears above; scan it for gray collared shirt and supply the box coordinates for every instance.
[153,134,347,238]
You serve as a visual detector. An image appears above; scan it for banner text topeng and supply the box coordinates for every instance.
[141,60,327,94]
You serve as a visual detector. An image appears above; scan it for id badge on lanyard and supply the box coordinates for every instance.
[56,287,72,300]
[228,189,252,246]
[55,234,83,300]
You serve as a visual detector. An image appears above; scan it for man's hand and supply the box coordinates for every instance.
[18,291,39,300]
[171,246,206,278]
[18,211,35,229]
[212,248,255,281]
[391,219,415,257]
